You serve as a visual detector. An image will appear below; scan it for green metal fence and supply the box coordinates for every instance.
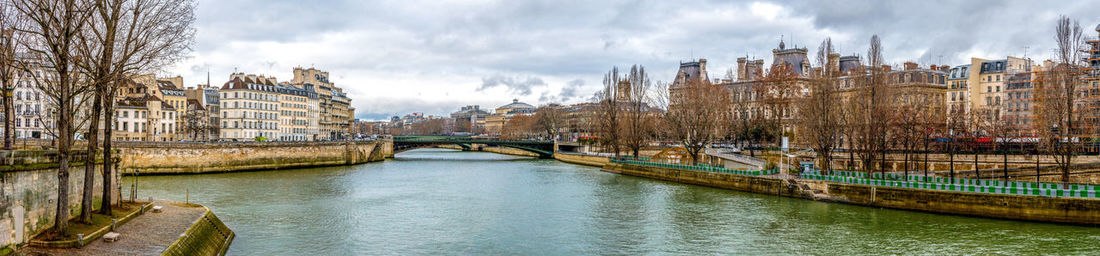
[801,172,1098,199]
[806,169,1100,192]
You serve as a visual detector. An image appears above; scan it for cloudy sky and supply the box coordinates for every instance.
[165,0,1100,120]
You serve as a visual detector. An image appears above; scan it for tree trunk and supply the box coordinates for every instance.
[923,138,929,181]
[3,88,11,150]
[848,136,853,172]
[79,89,102,223]
[903,150,909,180]
[949,140,955,184]
[1003,148,1008,182]
[100,96,114,214]
[1035,152,1040,183]
[54,86,72,234]
[973,147,979,179]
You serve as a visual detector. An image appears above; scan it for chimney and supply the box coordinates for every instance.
[699,58,707,76]
[939,65,950,71]
[881,65,892,72]
[903,61,918,71]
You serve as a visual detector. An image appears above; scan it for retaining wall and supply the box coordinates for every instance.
[162,206,234,256]
[603,163,1100,225]
[115,140,389,174]
[553,153,610,167]
[1,156,114,251]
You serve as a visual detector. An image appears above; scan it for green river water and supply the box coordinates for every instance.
[127,148,1100,255]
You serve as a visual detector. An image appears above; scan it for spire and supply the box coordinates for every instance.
[779,35,785,50]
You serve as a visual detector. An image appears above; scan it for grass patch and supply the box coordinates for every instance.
[33,202,144,242]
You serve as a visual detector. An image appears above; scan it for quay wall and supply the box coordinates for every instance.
[162,205,234,256]
[553,153,610,167]
[115,140,389,175]
[602,163,1100,226]
[0,151,115,252]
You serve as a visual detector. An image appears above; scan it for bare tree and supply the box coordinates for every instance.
[595,67,622,156]
[758,62,798,138]
[533,103,565,140]
[851,35,894,177]
[798,37,841,172]
[72,0,195,215]
[0,3,24,150]
[622,65,653,157]
[181,104,206,140]
[943,105,968,183]
[665,78,727,164]
[13,0,95,234]
[1034,15,1085,186]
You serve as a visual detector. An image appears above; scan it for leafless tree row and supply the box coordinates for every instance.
[2,0,194,235]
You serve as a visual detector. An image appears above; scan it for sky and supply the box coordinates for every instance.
[164,0,1100,121]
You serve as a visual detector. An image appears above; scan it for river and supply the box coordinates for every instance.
[127,148,1100,255]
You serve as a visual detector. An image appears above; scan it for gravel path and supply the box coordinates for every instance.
[19,201,206,256]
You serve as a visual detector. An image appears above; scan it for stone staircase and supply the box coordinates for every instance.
[786,178,829,200]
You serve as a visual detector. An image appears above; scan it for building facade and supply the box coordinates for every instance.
[277,82,319,141]
[184,84,221,141]
[291,67,354,140]
[220,74,281,141]
[485,99,535,136]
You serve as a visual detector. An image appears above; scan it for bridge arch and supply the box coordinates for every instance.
[392,136,554,159]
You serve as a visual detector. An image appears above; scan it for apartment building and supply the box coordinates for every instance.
[277,83,319,141]
[220,74,281,141]
[291,67,354,140]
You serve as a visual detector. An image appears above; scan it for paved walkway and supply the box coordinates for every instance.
[19,201,206,256]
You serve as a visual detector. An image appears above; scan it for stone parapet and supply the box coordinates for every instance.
[116,140,389,175]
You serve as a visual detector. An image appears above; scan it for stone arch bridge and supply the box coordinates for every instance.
[392,136,555,159]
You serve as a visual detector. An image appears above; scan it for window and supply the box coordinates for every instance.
[996,75,1001,81]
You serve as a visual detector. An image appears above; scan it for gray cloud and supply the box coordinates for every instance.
[173,0,1100,118]
[478,75,548,96]
[559,79,586,102]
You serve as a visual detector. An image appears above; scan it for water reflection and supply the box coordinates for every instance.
[127,148,1100,255]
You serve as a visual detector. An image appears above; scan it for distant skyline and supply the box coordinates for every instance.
[165,0,1100,121]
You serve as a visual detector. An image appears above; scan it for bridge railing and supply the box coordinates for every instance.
[611,156,779,176]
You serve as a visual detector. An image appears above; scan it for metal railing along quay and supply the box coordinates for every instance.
[611,156,779,176]
[802,170,1099,199]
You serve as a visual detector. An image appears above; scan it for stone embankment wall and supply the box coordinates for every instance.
[115,140,389,175]
[1,151,114,252]
[602,163,1100,225]
[479,146,538,157]
[553,153,610,167]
